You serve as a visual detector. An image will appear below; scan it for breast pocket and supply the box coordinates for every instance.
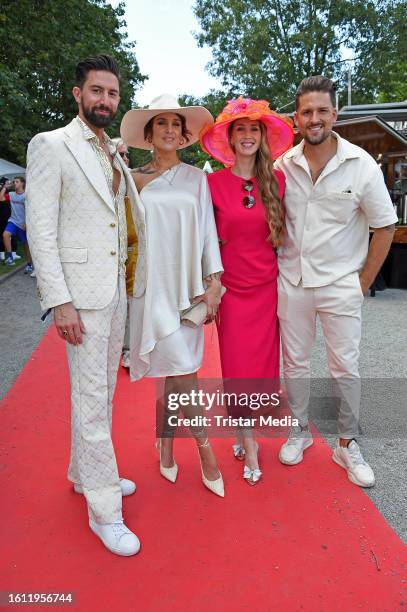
[59,247,88,263]
[320,192,359,225]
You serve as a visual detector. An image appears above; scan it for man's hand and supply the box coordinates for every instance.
[358,274,370,296]
[359,224,395,295]
[54,302,85,345]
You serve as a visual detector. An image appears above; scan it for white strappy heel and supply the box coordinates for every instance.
[197,438,224,498]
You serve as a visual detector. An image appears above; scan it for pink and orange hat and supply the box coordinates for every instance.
[200,96,294,166]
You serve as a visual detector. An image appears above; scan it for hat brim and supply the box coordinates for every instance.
[120,106,214,150]
[200,114,294,166]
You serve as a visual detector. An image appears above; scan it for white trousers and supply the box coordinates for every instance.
[66,275,127,524]
[278,272,364,438]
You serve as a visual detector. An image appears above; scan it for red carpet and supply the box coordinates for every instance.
[1,326,406,611]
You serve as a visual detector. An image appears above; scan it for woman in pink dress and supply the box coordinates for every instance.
[200,97,294,485]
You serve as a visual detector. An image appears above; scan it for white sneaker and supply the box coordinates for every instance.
[30,269,36,277]
[74,478,136,496]
[89,519,140,556]
[332,440,375,487]
[12,252,21,260]
[279,425,313,465]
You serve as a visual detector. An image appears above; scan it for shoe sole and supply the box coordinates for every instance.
[89,522,140,556]
[279,438,314,465]
[74,484,136,496]
[332,454,375,488]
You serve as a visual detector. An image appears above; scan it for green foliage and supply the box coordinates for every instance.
[176,92,227,168]
[193,0,407,109]
[0,0,146,165]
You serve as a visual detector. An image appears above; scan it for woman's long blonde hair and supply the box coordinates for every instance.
[229,120,284,247]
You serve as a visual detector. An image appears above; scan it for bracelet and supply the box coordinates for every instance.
[204,272,222,282]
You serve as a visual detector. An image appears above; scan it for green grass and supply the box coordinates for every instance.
[0,242,27,277]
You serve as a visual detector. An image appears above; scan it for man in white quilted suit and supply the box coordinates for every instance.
[26,55,145,556]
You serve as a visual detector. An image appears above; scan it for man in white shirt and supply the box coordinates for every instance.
[275,76,397,487]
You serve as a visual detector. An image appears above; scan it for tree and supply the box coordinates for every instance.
[0,0,146,165]
[193,0,407,110]
[354,1,407,104]
[176,92,228,169]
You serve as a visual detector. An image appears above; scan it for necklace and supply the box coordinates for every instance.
[158,162,182,186]
[139,161,182,186]
[310,165,326,184]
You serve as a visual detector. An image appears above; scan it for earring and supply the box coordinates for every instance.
[147,137,152,143]
[179,138,184,146]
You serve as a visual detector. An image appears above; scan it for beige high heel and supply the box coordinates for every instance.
[156,438,178,483]
[197,438,224,498]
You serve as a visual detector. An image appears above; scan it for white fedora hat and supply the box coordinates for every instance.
[120,93,214,150]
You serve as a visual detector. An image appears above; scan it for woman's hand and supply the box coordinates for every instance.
[192,278,222,324]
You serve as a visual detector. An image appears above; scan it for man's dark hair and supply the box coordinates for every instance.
[295,76,336,109]
[75,54,120,89]
[14,175,26,188]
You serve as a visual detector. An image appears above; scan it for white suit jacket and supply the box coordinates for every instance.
[26,118,147,311]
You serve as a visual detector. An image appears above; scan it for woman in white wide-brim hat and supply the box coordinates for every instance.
[121,94,225,497]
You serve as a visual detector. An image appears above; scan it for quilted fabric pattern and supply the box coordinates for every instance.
[67,277,127,524]
[25,119,147,310]
[76,116,128,268]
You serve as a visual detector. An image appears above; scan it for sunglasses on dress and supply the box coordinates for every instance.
[242,180,255,208]
[118,151,128,159]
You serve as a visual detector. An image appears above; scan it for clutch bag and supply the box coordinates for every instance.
[181,286,226,328]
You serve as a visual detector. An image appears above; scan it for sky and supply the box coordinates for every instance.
[108,0,222,106]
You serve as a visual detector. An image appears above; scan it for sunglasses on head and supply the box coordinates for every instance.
[242,180,255,208]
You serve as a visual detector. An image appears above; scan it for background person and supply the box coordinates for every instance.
[112,136,130,167]
[275,76,397,487]
[121,94,225,497]
[0,177,12,260]
[201,97,294,485]
[1,176,33,273]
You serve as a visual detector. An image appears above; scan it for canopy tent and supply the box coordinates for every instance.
[203,160,213,173]
[0,158,26,179]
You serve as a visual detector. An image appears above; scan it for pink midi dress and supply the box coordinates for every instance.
[208,167,286,380]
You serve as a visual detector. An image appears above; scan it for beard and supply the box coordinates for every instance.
[303,126,331,146]
[83,104,115,128]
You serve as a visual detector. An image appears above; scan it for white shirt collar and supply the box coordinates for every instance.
[285,131,360,163]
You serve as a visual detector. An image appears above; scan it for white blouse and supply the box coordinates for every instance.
[131,162,223,375]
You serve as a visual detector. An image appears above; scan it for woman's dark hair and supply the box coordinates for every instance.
[75,54,120,89]
[295,75,336,109]
[144,113,192,144]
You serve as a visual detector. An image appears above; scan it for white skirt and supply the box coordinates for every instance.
[129,295,204,381]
